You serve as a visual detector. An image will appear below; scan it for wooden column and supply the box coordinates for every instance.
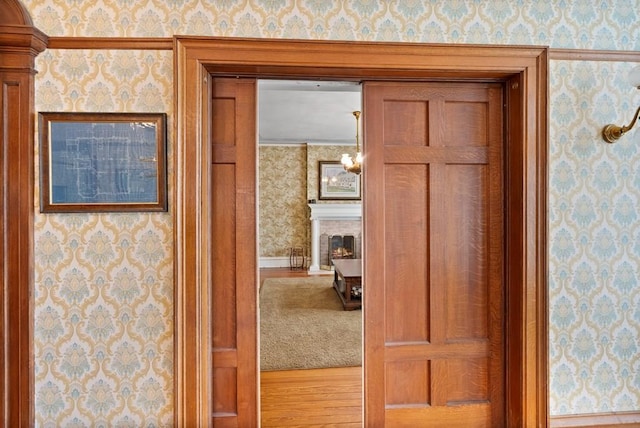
[0,1,47,426]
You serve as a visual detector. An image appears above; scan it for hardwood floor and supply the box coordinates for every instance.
[261,366,362,427]
[259,268,363,427]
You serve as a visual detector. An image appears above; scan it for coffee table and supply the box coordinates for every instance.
[332,258,362,310]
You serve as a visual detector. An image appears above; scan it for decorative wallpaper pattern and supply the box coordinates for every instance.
[548,60,640,414]
[20,0,640,423]
[34,213,173,427]
[24,0,640,50]
[33,49,174,427]
[259,145,308,258]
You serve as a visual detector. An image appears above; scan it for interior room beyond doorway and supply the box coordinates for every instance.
[257,78,364,426]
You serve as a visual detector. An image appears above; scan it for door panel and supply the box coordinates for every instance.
[364,82,504,427]
[210,77,258,427]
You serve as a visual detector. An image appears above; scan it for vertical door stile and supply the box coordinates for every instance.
[210,77,258,427]
[362,85,386,426]
[429,96,448,409]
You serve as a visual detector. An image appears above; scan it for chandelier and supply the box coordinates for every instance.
[340,111,362,175]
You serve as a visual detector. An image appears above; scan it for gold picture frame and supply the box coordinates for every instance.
[318,161,361,200]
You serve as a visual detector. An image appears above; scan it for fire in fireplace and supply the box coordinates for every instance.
[329,234,355,263]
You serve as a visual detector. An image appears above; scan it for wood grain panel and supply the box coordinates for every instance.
[385,341,490,361]
[443,165,488,341]
[212,145,236,163]
[383,146,489,164]
[446,358,489,404]
[445,101,488,146]
[384,164,429,343]
[212,97,236,146]
[213,368,237,413]
[385,360,430,406]
[212,164,237,349]
[213,349,237,367]
[209,77,258,426]
[366,81,504,426]
[382,100,429,146]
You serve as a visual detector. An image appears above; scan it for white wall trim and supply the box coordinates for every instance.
[259,257,290,268]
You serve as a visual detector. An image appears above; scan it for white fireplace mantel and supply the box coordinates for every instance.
[308,203,362,273]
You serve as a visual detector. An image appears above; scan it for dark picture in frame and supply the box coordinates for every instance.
[39,112,168,213]
[318,161,361,200]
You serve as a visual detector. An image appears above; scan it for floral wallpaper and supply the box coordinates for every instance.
[259,145,308,258]
[20,0,640,423]
[549,60,640,414]
[32,50,174,426]
[34,214,173,427]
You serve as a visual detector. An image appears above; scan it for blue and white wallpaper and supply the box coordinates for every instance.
[549,60,640,413]
[21,0,640,424]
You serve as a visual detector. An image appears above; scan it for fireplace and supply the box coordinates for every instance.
[329,234,355,262]
[308,203,362,273]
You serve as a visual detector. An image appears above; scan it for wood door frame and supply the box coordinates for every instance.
[174,37,548,427]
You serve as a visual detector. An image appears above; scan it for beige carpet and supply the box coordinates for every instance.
[260,276,362,371]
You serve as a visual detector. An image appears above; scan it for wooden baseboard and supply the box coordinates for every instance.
[550,411,640,427]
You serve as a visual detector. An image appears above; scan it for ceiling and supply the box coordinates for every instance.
[258,79,362,145]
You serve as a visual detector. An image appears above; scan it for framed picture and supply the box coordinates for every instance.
[39,112,168,213]
[318,161,361,200]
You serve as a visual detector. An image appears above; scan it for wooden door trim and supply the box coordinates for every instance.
[0,1,48,426]
[173,37,548,427]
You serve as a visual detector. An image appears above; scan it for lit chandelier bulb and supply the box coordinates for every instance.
[341,153,353,167]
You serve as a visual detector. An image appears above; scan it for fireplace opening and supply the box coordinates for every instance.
[329,234,355,264]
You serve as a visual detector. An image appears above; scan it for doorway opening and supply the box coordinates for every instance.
[256,78,364,425]
[174,37,548,427]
